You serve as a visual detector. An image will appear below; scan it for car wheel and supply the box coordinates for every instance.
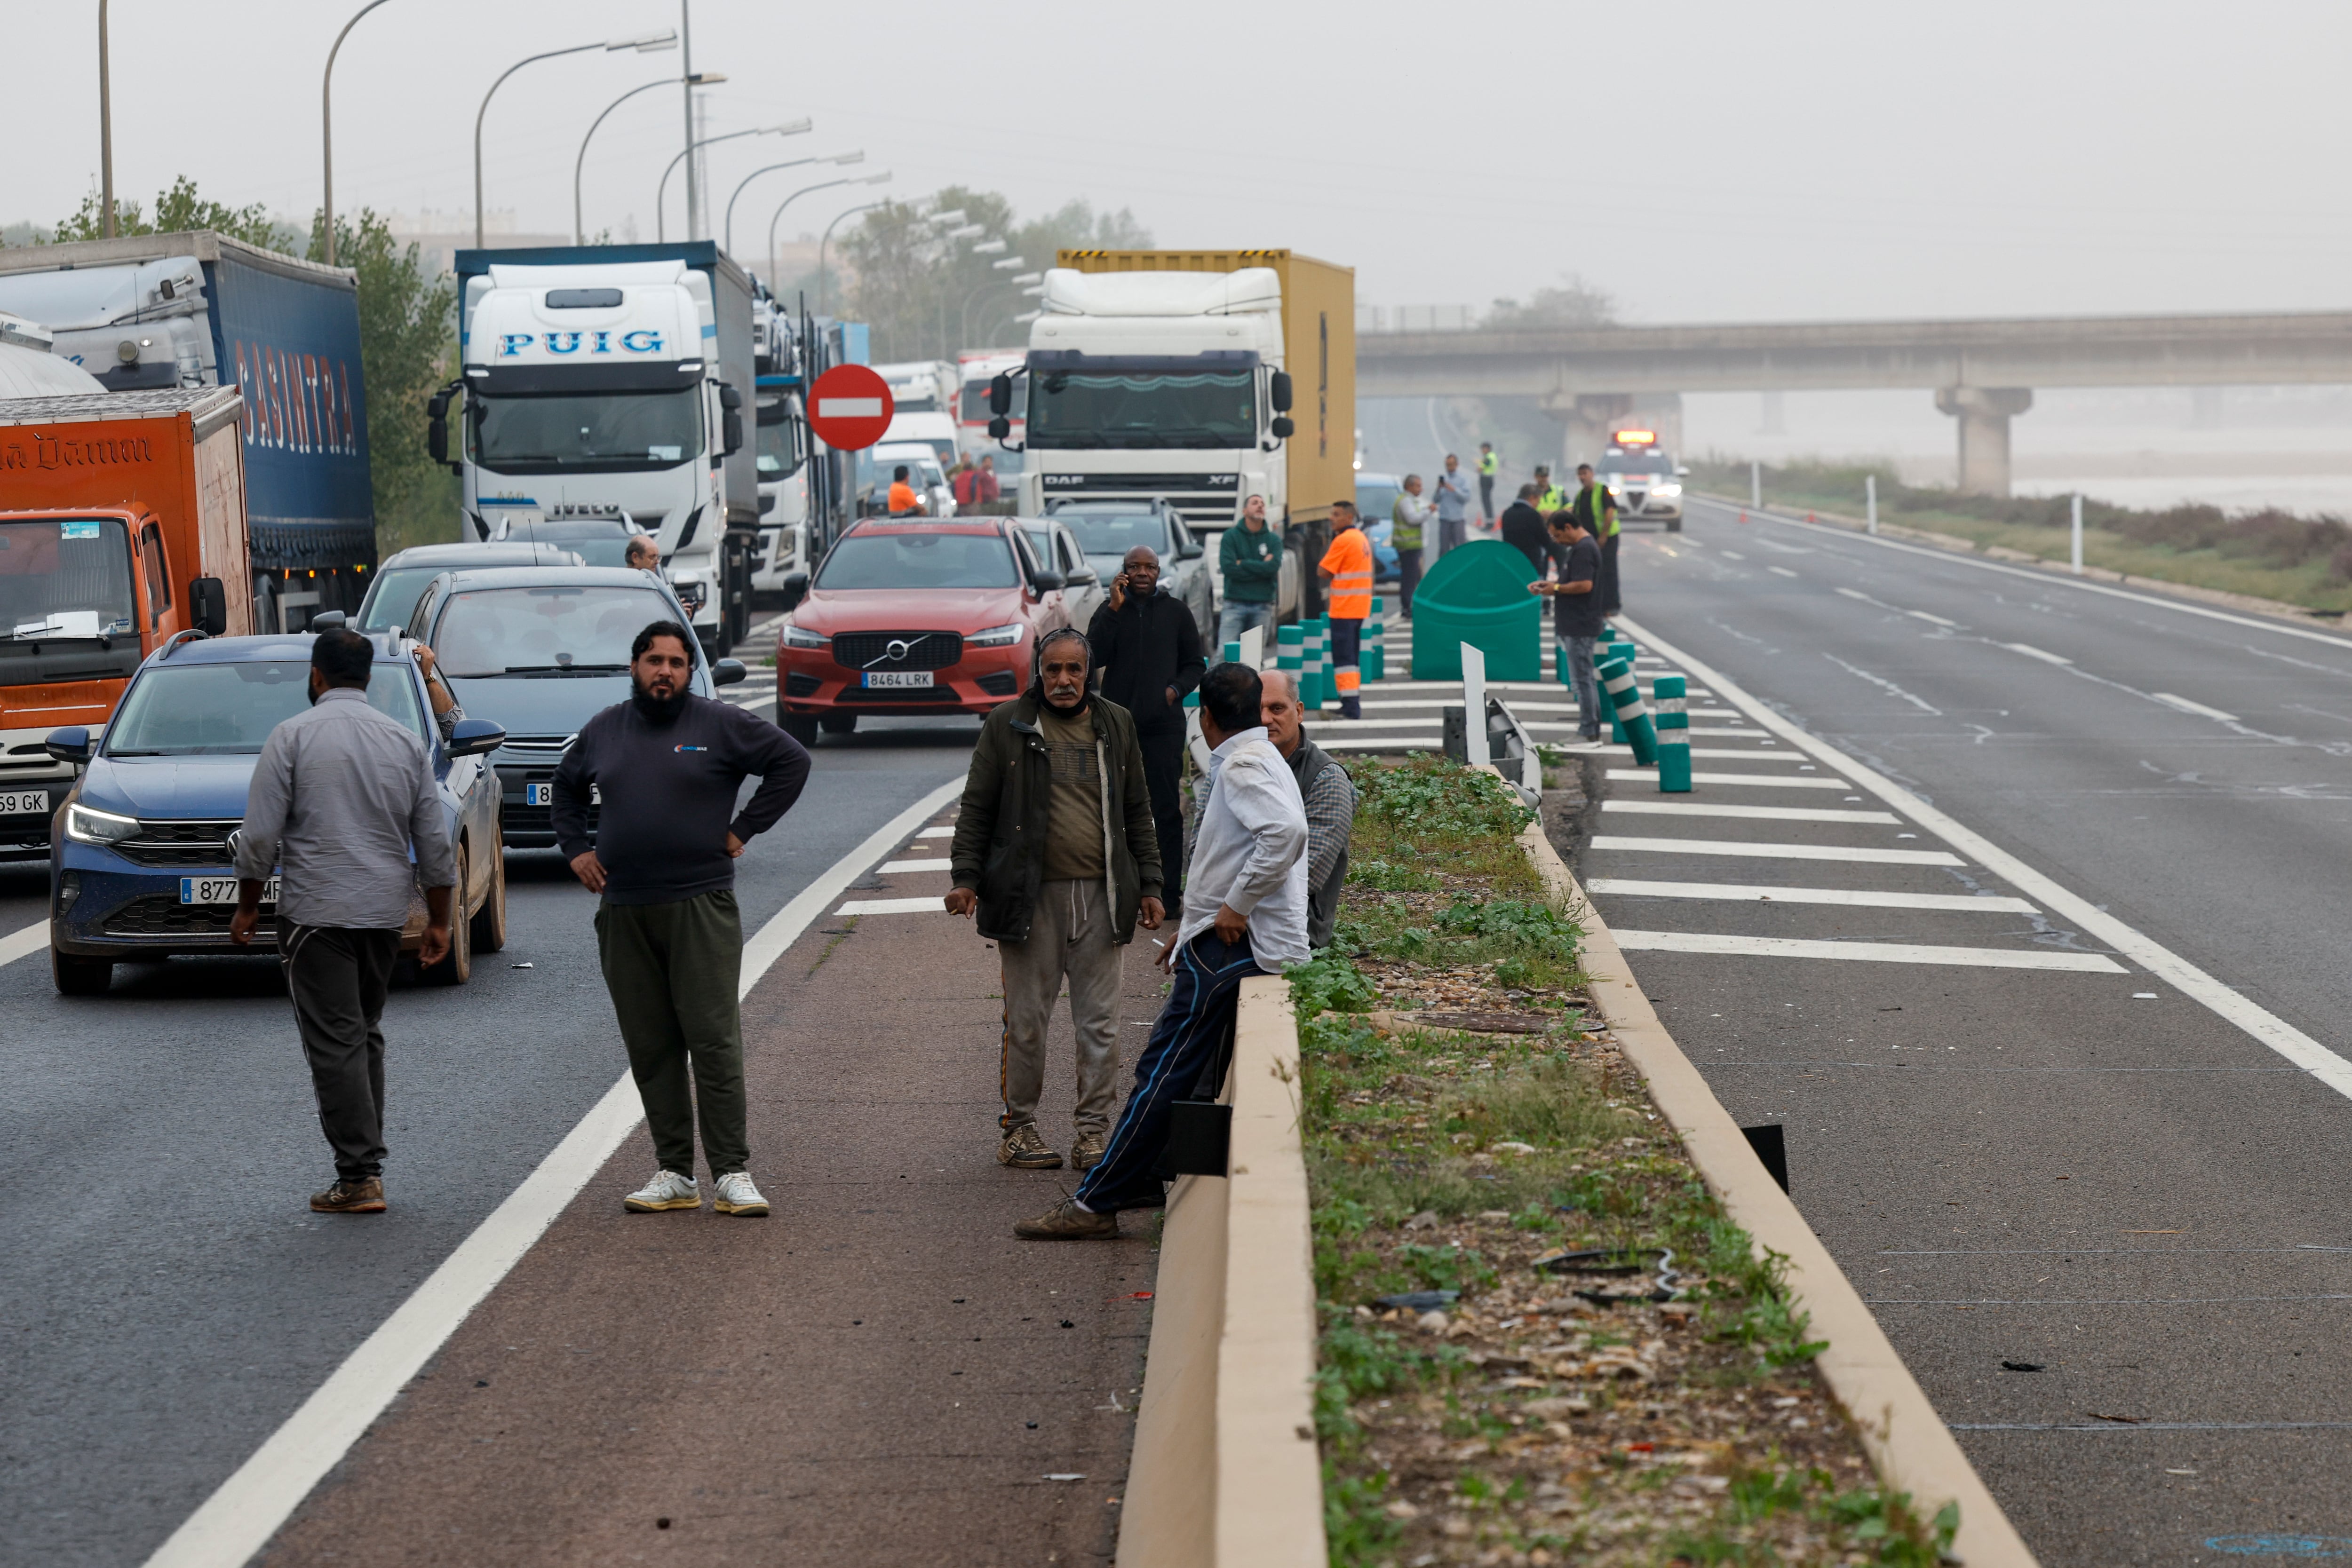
[818,711,858,734]
[782,712,820,745]
[424,845,473,986]
[53,949,112,996]
[470,832,508,953]
[1666,515,1683,533]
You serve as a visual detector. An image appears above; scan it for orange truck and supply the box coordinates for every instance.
[0,386,250,857]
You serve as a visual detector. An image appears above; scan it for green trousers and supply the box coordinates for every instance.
[594,890,748,1178]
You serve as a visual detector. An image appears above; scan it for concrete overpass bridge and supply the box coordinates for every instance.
[1356,311,2352,495]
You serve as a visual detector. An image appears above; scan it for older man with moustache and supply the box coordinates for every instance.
[1191,670,1356,951]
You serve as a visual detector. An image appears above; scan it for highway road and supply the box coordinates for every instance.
[0,687,983,1568]
[1564,497,2352,1562]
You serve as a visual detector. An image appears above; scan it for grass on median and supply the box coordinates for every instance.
[1302,755,1959,1567]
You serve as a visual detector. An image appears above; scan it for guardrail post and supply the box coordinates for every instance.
[1601,654,1658,765]
[1866,473,1878,535]
[1654,673,1690,791]
[2071,492,2084,575]
[1751,459,1762,508]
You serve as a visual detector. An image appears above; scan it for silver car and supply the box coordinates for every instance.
[1043,497,1217,646]
[1017,517,1106,628]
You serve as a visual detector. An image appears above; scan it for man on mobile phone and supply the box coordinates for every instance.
[1089,546,1205,909]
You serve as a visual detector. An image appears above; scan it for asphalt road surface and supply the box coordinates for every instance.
[1562,497,2352,1563]
[0,693,984,1568]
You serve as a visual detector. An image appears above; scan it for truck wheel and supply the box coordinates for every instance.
[423,847,473,985]
[470,834,508,953]
[818,711,858,735]
[53,950,112,996]
[782,712,820,745]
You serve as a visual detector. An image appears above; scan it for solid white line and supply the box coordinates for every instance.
[1604,800,1903,824]
[1619,612,2352,1101]
[2152,691,2241,722]
[1586,878,2037,913]
[1589,834,1965,866]
[915,825,954,838]
[837,895,947,915]
[2002,641,2074,666]
[1835,586,1872,602]
[878,857,952,873]
[1613,929,2125,973]
[1605,768,1853,789]
[140,775,967,1568]
[1,918,47,969]
[1767,566,1800,578]
[1908,610,1960,627]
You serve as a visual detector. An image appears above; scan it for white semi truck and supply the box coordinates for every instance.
[432,242,766,653]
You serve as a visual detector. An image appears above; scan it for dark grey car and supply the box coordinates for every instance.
[1044,497,1217,646]
[357,542,586,635]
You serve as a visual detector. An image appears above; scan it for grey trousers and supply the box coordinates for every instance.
[594,891,749,1179]
[998,879,1124,1135]
[279,923,402,1180]
[1559,635,1602,737]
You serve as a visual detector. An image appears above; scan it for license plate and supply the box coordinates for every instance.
[526,783,599,806]
[863,671,933,689]
[181,875,277,905]
[0,789,47,816]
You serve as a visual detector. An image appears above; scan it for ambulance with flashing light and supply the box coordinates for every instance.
[1597,428,1686,531]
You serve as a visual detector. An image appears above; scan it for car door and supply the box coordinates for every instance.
[1010,528,1067,635]
[1055,524,1103,628]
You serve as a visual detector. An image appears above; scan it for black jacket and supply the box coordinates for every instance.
[1500,501,1551,572]
[1087,587,1205,734]
[948,692,1162,944]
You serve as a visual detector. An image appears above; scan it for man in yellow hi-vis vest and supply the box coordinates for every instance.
[1572,462,1622,616]
[1477,442,1499,522]
[1317,500,1374,720]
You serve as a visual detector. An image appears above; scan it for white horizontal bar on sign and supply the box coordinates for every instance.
[1612,929,2125,973]
[1589,834,1966,866]
[1605,768,1854,790]
[1585,878,2038,913]
[1603,800,1903,824]
[836,896,948,915]
[817,396,883,419]
[878,857,952,873]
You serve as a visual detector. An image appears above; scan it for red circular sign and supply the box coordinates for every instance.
[806,364,895,451]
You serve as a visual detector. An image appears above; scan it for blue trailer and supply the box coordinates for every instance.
[0,232,374,628]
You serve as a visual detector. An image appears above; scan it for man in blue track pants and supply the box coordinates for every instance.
[1015,662,1310,1239]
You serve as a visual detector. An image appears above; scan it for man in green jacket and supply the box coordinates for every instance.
[1217,493,1283,645]
[947,627,1165,1173]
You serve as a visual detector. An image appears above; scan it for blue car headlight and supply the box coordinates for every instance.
[64,803,140,846]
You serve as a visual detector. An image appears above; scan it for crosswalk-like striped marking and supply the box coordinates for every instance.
[878,857,951,873]
[1586,878,2036,913]
[915,825,954,838]
[1588,835,1965,866]
[835,896,947,916]
[1603,800,1903,825]
[1604,768,1853,789]
[1612,929,2125,973]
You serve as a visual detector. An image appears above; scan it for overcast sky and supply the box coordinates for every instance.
[10,0,2349,325]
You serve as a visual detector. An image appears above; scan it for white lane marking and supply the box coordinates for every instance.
[1589,744,1806,760]
[1767,566,1800,578]
[1,918,48,969]
[1613,929,2125,973]
[1909,610,1960,627]
[1823,652,1942,714]
[1312,734,1442,752]
[139,775,968,1568]
[915,825,954,838]
[837,896,947,915]
[1835,587,1874,603]
[1605,768,1853,790]
[2003,641,2074,666]
[1719,550,1746,560]
[1586,878,2038,913]
[2152,691,2241,723]
[1590,834,1965,866]
[878,857,951,873]
[1619,612,2352,1102]
[1604,800,1903,824]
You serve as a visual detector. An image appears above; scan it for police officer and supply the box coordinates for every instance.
[1571,462,1623,617]
[1477,442,1499,523]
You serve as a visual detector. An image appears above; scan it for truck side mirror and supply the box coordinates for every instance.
[427,411,448,465]
[987,416,1010,440]
[988,372,1012,416]
[1271,415,1296,440]
[1270,371,1294,412]
[779,570,810,612]
[723,409,744,455]
[188,576,227,637]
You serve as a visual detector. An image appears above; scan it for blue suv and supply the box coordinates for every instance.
[45,628,508,995]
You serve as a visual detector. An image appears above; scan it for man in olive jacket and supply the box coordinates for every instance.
[947,627,1166,1173]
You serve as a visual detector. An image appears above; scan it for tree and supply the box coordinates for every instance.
[46,175,299,251]
[1486,275,1618,332]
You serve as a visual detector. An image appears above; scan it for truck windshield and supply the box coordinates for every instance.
[104,661,425,756]
[816,532,1017,590]
[469,389,701,473]
[431,585,676,678]
[0,518,136,641]
[1026,369,1257,449]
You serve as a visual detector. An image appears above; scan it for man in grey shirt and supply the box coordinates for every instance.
[230,627,455,1214]
[1433,453,1473,557]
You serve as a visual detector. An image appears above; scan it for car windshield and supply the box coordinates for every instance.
[1356,480,1402,520]
[104,660,425,755]
[432,585,676,677]
[1058,511,1172,559]
[0,517,136,641]
[1600,450,1670,473]
[357,567,445,634]
[469,389,700,472]
[816,531,1017,590]
[501,522,634,568]
[1026,369,1256,449]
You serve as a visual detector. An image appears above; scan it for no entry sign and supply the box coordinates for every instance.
[806,364,895,451]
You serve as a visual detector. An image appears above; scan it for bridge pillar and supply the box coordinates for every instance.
[1539,392,1635,469]
[1935,386,2033,497]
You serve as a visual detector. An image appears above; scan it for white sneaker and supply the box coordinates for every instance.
[623,1169,701,1212]
[712,1170,770,1217]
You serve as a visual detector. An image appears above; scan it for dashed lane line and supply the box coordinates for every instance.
[137,776,969,1568]
[837,895,946,916]
[1589,834,1964,867]
[1603,800,1904,825]
[1766,566,1800,579]
[878,857,951,874]
[2002,641,2074,666]
[1612,930,2126,973]
[1604,769,1852,790]
[915,825,954,838]
[2151,691,2241,723]
[1586,878,2036,913]
[2,918,47,970]
[1617,611,2352,1102]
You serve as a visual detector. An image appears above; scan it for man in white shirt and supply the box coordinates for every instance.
[1015,662,1308,1239]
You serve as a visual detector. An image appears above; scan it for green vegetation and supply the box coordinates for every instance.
[1690,456,2352,613]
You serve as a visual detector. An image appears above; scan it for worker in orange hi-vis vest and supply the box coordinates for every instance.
[1317,499,1374,720]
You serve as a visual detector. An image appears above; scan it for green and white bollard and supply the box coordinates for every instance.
[1303,616,1328,711]
[1602,653,1628,744]
[1222,638,1242,667]
[1601,656,1659,765]
[1653,673,1691,792]
[1277,623,1303,699]
[1364,595,1385,683]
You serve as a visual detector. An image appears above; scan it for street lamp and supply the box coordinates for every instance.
[990,255,1027,270]
[321,0,395,266]
[776,172,890,295]
[97,1,115,237]
[1009,272,1041,285]
[925,209,968,227]
[943,224,985,241]
[724,150,862,255]
[969,238,1007,256]
[657,119,811,242]
[817,189,894,315]
[575,71,724,245]
[475,29,677,248]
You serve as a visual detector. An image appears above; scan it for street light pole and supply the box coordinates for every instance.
[657,120,810,243]
[725,151,860,255]
[98,0,114,238]
[322,0,395,266]
[775,175,889,302]
[678,0,697,245]
[475,31,676,249]
[577,73,723,245]
[817,197,891,317]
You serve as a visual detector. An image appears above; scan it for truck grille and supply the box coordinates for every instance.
[114,820,240,869]
[832,631,963,672]
[103,894,274,940]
